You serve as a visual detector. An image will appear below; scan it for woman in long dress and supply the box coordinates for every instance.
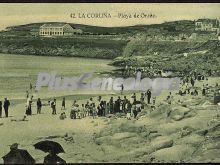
[26,101,32,116]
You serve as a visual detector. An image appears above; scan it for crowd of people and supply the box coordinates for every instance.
[122,65,164,78]
[1,70,219,120]
[1,70,220,165]
[23,89,153,121]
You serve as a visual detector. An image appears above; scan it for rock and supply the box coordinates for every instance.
[100,145,120,154]
[106,114,117,118]
[171,114,184,121]
[95,136,111,145]
[120,146,152,160]
[151,136,174,151]
[102,118,109,122]
[178,134,204,146]
[141,155,153,163]
[184,111,197,118]
[180,129,191,137]
[149,104,171,118]
[111,132,137,140]
[140,130,159,139]
[196,129,208,136]
[183,98,204,106]
[207,118,218,126]
[183,126,195,132]
[137,110,148,118]
[204,139,220,150]
[206,122,220,136]
[64,136,74,143]
[202,101,213,106]
[171,106,190,115]
[195,149,220,162]
[170,106,191,121]
[140,132,149,138]
[93,123,98,126]
[148,133,162,140]
[152,144,195,162]
[115,113,126,118]
[118,122,141,133]
[181,103,187,107]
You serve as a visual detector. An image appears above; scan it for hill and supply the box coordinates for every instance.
[0,20,196,59]
[0,36,128,59]
[112,40,220,76]
[1,20,195,36]
[0,20,219,75]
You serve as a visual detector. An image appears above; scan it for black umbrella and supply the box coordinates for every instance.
[2,149,35,164]
[34,140,65,154]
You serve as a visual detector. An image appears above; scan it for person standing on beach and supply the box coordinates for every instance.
[3,98,10,118]
[190,77,195,87]
[51,99,57,115]
[109,97,114,114]
[26,101,32,116]
[140,93,145,103]
[89,98,94,116]
[126,101,132,120]
[0,101,2,118]
[130,93,136,105]
[26,90,29,99]
[81,104,86,118]
[97,96,102,116]
[106,102,110,115]
[115,96,121,113]
[92,103,97,119]
[61,97,65,110]
[30,83,33,91]
[36,98,42,114]
[132,104,138,119]
[146,89,152,104]
[120,84,124,95]
[26,96,33,106]
[122,96,128,113]
[85,102,90,116]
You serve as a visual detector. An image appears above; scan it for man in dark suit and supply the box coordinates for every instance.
[37,98,42,114]
[146,89,152,104]
[51,99,57,115]
[4,98,10,118]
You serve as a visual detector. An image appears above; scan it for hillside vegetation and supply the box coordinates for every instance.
[113,39,220,75]
[0,36,127,59]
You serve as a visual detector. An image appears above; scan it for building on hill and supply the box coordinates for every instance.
[39,23,83,36]
[30,29,39,37]
[195,19,219,34]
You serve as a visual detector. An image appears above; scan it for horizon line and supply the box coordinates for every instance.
[3,18,219,30]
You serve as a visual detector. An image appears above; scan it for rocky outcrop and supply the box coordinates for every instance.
[150,136,174,151]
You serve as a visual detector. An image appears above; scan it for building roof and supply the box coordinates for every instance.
[196,19,219,28]
[40,23,69,28]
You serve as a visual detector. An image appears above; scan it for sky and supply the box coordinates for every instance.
[0,3,220,30]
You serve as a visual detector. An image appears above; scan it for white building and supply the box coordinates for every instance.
[195,19,219,33]
[39,23,82,36]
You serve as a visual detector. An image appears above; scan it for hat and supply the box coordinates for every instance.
[10,143,19,150]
